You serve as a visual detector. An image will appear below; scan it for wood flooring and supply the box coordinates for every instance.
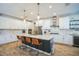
[0,41,79,56]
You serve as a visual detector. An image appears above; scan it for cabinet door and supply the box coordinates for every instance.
[58,35,64,43]
[74,36,79,45]
[53,34,63,43]
[52,34,73,45]
[63,35,73,45]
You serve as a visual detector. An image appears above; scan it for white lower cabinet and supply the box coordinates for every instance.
[55,35,63,43]
[63,35,73,45]
[54,34,73,45]
[53,34,63,43]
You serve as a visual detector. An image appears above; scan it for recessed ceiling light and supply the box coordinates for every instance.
[49,5,52,9]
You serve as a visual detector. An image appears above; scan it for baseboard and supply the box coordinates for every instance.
[0,40,18,46]
[55,42,73,47]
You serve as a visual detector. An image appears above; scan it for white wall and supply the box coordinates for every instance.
[0,17,27,29]
[0,17,33,45]
[0,30,21,44]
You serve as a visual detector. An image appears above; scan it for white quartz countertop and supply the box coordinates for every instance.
[17,34,53,40]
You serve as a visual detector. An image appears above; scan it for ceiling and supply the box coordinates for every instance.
[0,3,79,21]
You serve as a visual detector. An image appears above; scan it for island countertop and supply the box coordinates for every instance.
[17,34,53,40]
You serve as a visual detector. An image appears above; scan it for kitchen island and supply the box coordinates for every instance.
[17,34,54,55]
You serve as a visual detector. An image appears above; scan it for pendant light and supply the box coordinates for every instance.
[35,3,40,34]
[37,3,40,26]
[23,9,26,22]
[23,10,26,30]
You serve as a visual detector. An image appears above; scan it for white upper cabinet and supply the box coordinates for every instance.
[59,14,79,30]
[59,16,70,29]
